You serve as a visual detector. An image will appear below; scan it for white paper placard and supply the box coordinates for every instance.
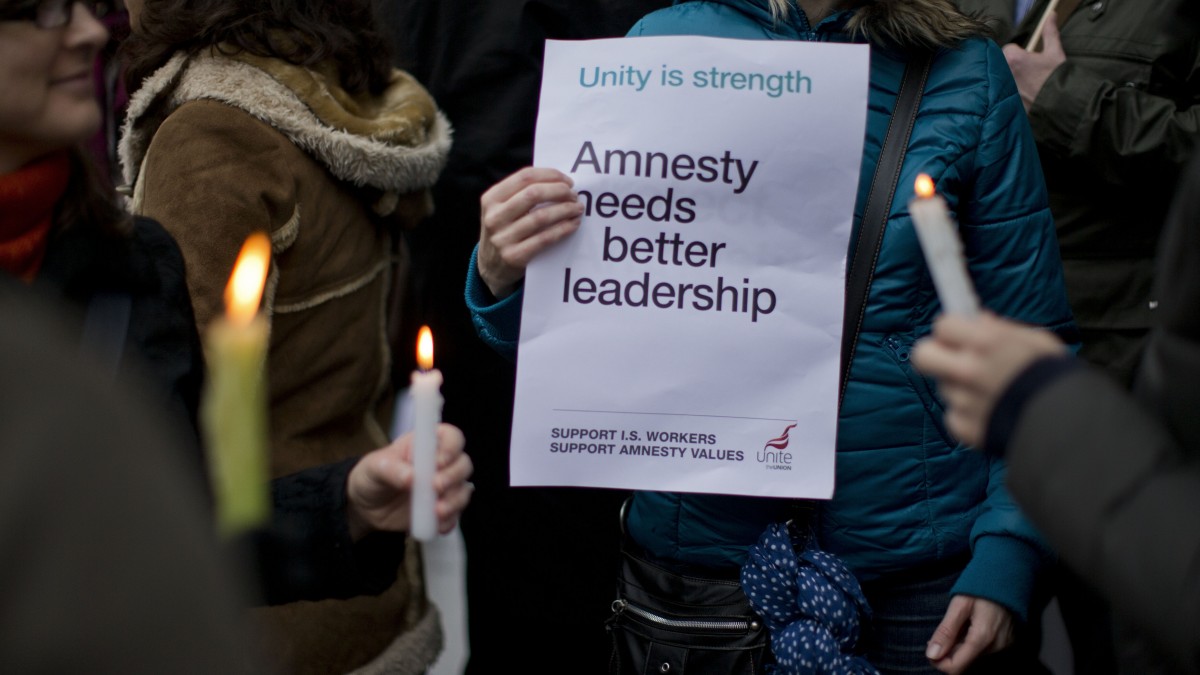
[510,36,870,498]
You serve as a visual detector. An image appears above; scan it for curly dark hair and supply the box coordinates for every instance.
[122,0,395,97]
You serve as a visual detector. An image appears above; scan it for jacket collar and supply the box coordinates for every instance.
[119,50,451,196]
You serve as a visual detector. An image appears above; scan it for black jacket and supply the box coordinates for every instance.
[0,286,255,673]
[990,153,1200,674]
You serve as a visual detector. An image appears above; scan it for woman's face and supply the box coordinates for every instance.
[0,2,108,172]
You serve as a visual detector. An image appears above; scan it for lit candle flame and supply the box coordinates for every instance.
[224,232,271,326]
[914,173,935,199]
[417,325,434,371]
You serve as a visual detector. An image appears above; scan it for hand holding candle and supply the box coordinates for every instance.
[201,232,272,537]
[344,423,473,541]
[409,326,443,541]
[909,174,981,318]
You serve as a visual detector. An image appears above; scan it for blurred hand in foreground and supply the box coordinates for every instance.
[913,313,1067,447]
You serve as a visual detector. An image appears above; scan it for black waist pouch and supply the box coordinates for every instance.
[606,546,769,674]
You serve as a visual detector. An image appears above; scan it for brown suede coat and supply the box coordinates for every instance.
[119,51,451,675]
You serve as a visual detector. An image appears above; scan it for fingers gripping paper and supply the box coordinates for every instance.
[512,37,869,498]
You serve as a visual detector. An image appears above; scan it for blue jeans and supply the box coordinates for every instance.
[860,559,1049,675]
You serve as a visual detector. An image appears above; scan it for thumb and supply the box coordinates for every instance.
[388,459,414,492]
[1043,11,1066,57]
[927,596,971,661]
[362,452,414,493]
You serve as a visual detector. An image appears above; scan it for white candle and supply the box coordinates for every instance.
[909,174,981,317]
[409,325,443,541]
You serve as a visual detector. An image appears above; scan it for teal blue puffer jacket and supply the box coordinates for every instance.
[466,0,1077,621]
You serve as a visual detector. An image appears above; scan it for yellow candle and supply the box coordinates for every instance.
[201,232,271,537]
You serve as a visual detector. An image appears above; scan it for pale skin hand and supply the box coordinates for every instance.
[926,594,1015,674]
[345,424,473,541]
[477,166,584,298]
[911,313,1067,447]
[1003,12,1068,112]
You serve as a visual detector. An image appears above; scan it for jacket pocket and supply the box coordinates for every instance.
[883,333,958,449]
[1064,29,1157,92]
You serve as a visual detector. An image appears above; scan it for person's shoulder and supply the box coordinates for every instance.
[628,2,767,38]
[142,100,301,206]
[931,34,998,71]
[156,99,293,150]
[929,36,1017,103]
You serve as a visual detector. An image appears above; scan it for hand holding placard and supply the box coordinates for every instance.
[478,167,583,299]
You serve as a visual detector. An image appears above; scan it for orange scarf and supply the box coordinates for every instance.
[0,152,70,282]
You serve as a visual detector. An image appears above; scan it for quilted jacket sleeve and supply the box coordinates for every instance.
[465,245,522,361]
[948,42,1079,620]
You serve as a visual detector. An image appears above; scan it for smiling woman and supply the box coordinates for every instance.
[0,0,129,290]
[0,1,108,174]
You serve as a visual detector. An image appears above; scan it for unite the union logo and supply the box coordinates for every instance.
[758,422,797,469]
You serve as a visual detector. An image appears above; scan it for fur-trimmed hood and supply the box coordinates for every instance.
[119,50,451,200]
[698,0,989,50]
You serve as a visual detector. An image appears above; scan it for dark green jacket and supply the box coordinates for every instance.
[1021,0,1198,383]
[955,0,1019,41]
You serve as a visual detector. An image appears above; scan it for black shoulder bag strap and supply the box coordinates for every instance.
[839,52,934,411]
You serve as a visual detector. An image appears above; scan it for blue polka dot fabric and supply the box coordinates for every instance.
[740,522,878,674]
